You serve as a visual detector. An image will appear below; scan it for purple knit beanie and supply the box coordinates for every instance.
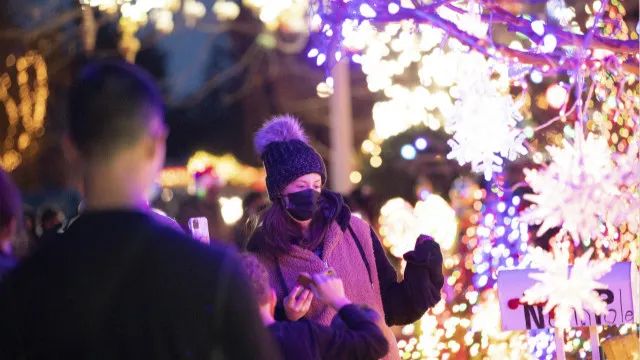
[254,115,327,201]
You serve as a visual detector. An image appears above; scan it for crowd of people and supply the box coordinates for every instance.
[0,60,444,359]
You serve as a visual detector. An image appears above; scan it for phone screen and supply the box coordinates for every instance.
[188,217,210,245]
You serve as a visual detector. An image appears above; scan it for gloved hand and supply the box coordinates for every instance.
[403,235,444,289]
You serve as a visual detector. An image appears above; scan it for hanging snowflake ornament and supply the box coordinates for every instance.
[521,247,613,329]
[445,53,527,181]
[522,130,638,244]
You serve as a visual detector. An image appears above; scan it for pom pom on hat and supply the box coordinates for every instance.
[254,114,308,157]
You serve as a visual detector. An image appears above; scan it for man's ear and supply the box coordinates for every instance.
[145,120,168,162]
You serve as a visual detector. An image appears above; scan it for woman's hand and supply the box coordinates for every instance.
[413,235,444,288]
[284,285,314,321]
[309,273,352,310]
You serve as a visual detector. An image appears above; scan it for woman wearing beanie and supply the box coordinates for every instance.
[247,115,444,360]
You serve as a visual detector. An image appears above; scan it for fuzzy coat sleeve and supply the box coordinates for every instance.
[371,228,444,326]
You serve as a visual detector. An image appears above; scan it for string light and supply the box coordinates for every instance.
[1,51,48,172]
[158,151,265,190]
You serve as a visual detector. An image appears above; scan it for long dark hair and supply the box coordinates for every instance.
[251,190,344,256]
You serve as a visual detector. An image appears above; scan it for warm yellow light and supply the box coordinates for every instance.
[361,139,375,154]
[379,195,457,260]
[1,52,48,171]
[186,151,265,188]
[370,155,383,168]
[349,171,362,184]
[219,196,244,225]
[212,0,240,21]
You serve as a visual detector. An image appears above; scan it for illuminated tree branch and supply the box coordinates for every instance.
[315,1,639,75]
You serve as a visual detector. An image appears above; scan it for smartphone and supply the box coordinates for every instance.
[297,273,314,288]
[188,217,210,245]
[297,268,336,288]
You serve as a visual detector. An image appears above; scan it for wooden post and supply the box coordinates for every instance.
[554,328,566,360]
[328,58,354,194]
[589,325,601,360]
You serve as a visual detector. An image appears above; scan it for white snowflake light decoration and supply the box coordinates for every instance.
[522,131,639,244]
[445,53,527,181]
[521,247,613,329]
[378,195,458,258]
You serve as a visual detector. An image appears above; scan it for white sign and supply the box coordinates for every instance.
[497,262,639,331]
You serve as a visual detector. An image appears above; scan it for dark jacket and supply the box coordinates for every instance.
[0,251,16,281]
[0,209,279,360]
[269,304,389,360]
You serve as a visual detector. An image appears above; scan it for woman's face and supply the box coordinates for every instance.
[282,173,322,196]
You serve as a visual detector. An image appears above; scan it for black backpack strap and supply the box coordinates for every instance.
[347,224,374,288]
[274,257,289,296]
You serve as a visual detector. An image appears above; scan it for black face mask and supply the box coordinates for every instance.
[284,189,321,221]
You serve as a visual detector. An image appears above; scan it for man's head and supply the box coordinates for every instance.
[0,170,21,251]
[67,61,167,191]
[239,253,277,316]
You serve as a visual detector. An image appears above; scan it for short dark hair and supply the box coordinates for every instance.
[68,61,164,159]
[38,205,64,225]
[239,253,272,305]
[0,170,21,232]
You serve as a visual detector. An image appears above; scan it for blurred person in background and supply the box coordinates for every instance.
[240,253,388,360]
[345,185,376,225]
[234,190,268,249]
[0,169,21,281]
[0,61,277,359]
[37,205,66,237]
[20,206,38,255]
[176,167,231,242]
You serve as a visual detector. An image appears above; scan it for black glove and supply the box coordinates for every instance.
[403,235,444,289]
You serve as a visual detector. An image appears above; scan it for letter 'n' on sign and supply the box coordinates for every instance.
[496,262,639,331]
[523,304,545,329]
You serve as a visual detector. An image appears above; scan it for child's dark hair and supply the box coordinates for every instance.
[239,253,272,305]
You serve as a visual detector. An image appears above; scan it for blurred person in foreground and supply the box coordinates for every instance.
[240,253,388,360]
[0,61,277,360]
[0,170,21,280]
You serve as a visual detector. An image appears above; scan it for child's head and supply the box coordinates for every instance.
[239,253,276,311]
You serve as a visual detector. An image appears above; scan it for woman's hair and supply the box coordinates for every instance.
[254,190,344,256]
